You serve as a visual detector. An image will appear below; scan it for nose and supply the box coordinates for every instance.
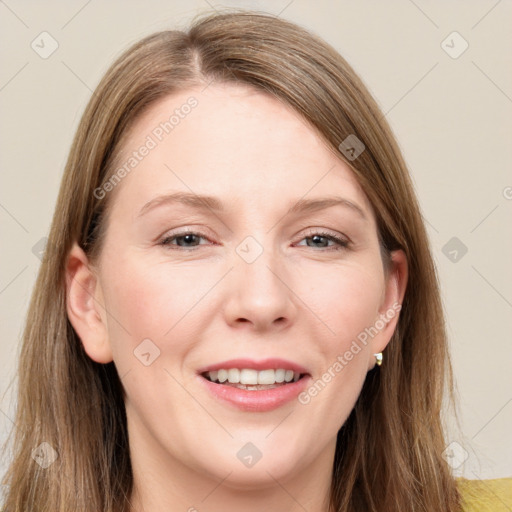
[222,241,297,332]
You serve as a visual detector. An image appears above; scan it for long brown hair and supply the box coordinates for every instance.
[2,10,462,511]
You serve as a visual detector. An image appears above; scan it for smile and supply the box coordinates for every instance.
[197,358,311,412]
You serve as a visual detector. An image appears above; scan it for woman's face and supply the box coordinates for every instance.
[67,82,406,496]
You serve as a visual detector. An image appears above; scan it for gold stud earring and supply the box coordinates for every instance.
[374,352,383,366]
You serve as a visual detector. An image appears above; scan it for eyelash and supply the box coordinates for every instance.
[158,229,350,252]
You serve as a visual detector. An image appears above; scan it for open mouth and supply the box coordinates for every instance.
[201,368,308,391]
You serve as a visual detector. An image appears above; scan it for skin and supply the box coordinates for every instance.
[66,82,408,512]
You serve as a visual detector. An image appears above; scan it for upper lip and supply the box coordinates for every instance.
[197,358,310,375]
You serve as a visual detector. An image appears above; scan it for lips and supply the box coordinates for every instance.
[196,358,311,412]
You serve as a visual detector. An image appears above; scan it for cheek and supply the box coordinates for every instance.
[99,251,216,362]
[297,261,383,410]
[98,254,207,428]
[304,259,384,346]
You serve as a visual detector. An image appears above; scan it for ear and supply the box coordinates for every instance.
[367,249,408,370]
[65,241,113,364]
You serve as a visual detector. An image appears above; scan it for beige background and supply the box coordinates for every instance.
[1,0,511,483]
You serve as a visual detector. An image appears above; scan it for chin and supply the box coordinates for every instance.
[189,433,305,489]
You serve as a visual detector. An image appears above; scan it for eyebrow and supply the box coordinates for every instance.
[137,191,367,220]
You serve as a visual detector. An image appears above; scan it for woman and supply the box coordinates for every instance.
[2,9,509,512]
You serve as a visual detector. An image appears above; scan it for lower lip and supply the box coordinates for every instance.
[197,374,311,412]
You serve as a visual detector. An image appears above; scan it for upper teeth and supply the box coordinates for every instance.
[206,369,301,385]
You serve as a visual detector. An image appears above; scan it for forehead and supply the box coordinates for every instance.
[109,82,374,220]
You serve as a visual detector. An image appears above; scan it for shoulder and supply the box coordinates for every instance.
[456,477,512,512]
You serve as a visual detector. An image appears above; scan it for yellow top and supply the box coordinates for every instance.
[457,477,512,511]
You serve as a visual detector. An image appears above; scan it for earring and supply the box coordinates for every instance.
[374,352,383,366]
